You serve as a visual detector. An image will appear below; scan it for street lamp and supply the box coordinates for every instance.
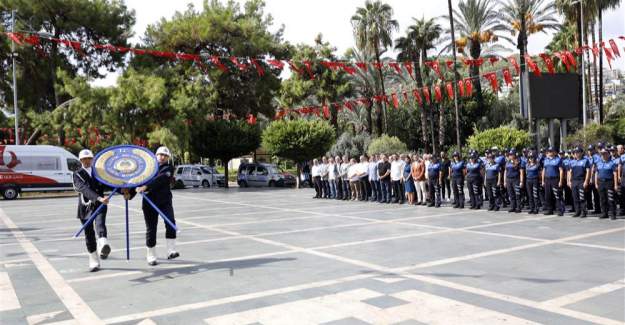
[571,0,587,127]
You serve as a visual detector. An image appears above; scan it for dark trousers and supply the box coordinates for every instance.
[342,179,351,200]
[360,176,370,201]
[321,179,330,198]
[428,178,441,206]
[441,177,451,200]
[506,177,521,211]
[370,180,381,201]
[451,177,465,207]
[526,178,540,212]
[313,176,322,198]
[391,180,403,203]
[335,177,343,199]
[143,202,176,248]
[563,182,573,210]
[572,179,587,215]
[544,178,564,214]
[598,180,616,217]
[538,183,545,209]
[79,207,107,253]
[586,183,601,212]
[380,179,391,202]
[467,176,483,208]
[485,178,501,209]
[620,182,625,215]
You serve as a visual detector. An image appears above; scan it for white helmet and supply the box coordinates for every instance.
[156,146,171,157]
[78,149,94,160]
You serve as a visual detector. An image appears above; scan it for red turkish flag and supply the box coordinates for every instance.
[483,72,499,92]
[391,93,399,109]
[464,78,473,97]
[489,57,499,66]
[564,51,577,67]
[6,32,23,45]
[508,57,520,75]
[524,55,541,76]
[609,39,621,57]
[412,89,422,105]
[211,56,228,72]
[502,68,513,86]
[230,57,247,70]
[539,53,555,74]
[372,61,384,70]
[251,59,265,76]
[267,59,285,70]
[445,82,454,99]
[426,61,443,79]
[602,45,614,69]
[552,52,570,72]
[434,85,443,102]
[591,45,600,58]
[356,62,368,72]
[402,91,409,103]
[446,60,454,70]
[457,80,465,97]
[403,61,414,78]
[339,63,357,75]
[303,60,315,79]
[389,62,402,75]
[322,105,330,119]
[344,101,354,111]
[422,87,431,104]
[246,114,256,125]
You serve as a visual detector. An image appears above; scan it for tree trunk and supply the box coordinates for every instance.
[590,23,599,110]
[414,53,430,153]
[223,159,230,188]
[470,42,484,117]
[374,45,387,135]
[576,4,583,123]
[585,29,593,120]
[422,48,437,153]
[296,163,302,189]
[438,103,445,151]
[598,8,603,124]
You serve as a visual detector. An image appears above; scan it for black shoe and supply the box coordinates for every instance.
[599,214,609,219]
[594,210,602,215]
[558,212,564,216]
[460,205,464,209]
[477,205,482,209]
[610,215,616,220]
[544,211,554,215]
[99,244,111,260]
[427,204,434,207]
[167,252,180,260]
[488,205,494,211]
[567,209,575,213]
[528,210,535,214]
[148,260,158,266]
[494,206,500,211]
[572,212,580,218]
[435,204,441,208]
[515,209,522,213]
[508,209,515,213]
[580,212,587,218]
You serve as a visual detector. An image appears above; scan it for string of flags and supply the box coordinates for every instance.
[3,31,625,123]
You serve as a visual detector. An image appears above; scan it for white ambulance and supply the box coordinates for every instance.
[0,145,81,199]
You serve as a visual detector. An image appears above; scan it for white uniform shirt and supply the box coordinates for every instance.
[390,160,403,181]
[311,165,320,177]
[348,164,359,181]
[319,163,329,180]
[368,161,379,181]
[424,160,431,180]
[340,163,349,178]
[358,162,369,178]
[328,163,336,180]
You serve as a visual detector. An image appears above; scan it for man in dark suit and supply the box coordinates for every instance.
[72,149,110,272]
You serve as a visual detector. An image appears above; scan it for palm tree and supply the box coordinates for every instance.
[351,0,399,135]
[445,0,509,116]
[498,0,558,136]
[595,0,621,123]
[395,17,442,152]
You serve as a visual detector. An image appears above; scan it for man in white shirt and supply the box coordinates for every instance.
[340,155,351,200]
[328,157,337,199]
[369,155,380,202]
[311,159,321,198]
[347,158,360,200]
[390,154,404,203]
[358,155,370,201]
[319,156,329,198]
[424,154,432,204]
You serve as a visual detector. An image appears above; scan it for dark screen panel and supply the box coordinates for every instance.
[529,73,580,119]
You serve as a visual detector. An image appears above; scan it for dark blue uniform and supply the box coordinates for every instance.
[586,153,602,213]
[485,161,501,210]
[73,167,108,254]
[525,162,540,213]
[428,162,442,207]
[495,155,508,205]
[620,154,625,215]
[143,163,176,248]
[543,156,564,215]
[569,158,591,217]
[562,157,574,209]
[466,160,483,209]
[505,160,524,212]
[596,159,617,219]
[451,160,465,208]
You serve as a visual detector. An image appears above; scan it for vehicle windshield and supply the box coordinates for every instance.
[267,165,279,174]
[200,167,212,174]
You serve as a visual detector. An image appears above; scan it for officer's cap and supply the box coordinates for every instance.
[587,144,595,151]
[78,149,94,160]
[156,146,171,157]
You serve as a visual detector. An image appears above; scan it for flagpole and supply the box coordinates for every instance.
[11,10,20,145]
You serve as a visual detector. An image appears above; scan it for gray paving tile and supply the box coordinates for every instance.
[362,295,410,309]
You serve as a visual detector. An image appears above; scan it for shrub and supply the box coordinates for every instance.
[563,123,615,148]
[466,126,531,152]
[327,131,372,158]
[367,134,408,156]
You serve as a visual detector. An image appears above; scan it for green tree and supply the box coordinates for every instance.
[0,0,135,144]
[367,134,407,155]
[351,0,398,135]
[262,119,335,188]
[192,119,261,188]
[327,131,372,158]
[563,123,615,148]
[467,126,531,152]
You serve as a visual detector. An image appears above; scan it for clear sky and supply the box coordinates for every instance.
[91,0,625,87]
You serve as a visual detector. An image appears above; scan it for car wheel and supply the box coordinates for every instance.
[2,186,19,200]
[174,180,185,189]
[240,181,248,188]
[268,181,276,187]
[202,180,210,188]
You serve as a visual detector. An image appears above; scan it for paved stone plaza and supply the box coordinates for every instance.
[1,188,624,325]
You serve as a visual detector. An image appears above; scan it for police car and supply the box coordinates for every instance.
[174,164,225,188]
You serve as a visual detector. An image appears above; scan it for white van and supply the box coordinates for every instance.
[0,145,81,199]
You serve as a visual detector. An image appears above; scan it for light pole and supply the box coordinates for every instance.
[447,0,461,151]
[11,10,20,145]
[572,0,587,127]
